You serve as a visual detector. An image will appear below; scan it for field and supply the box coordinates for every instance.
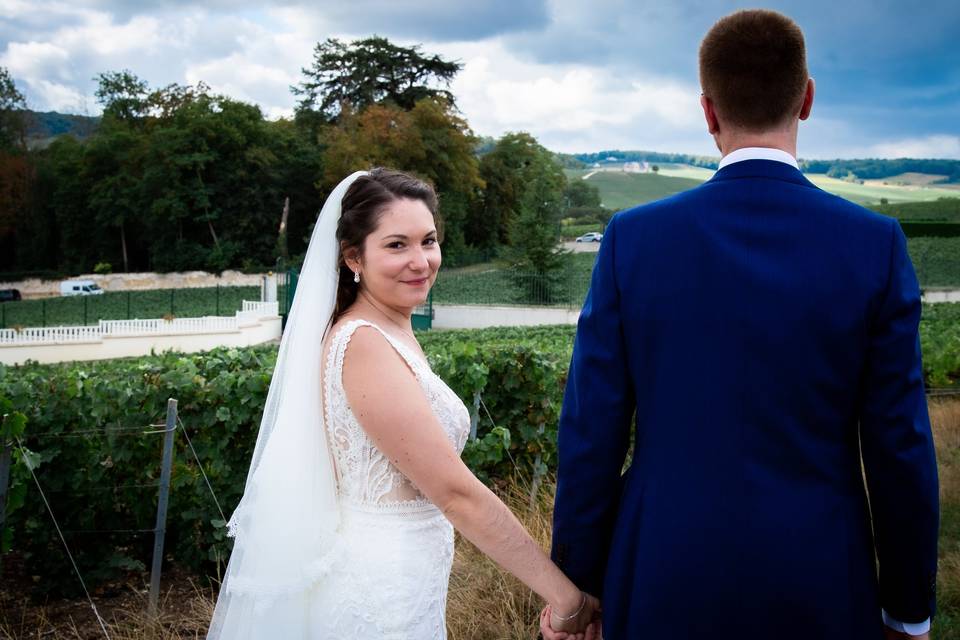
[868,172,958,187]
[564,169,702,210]
[805,173,960,205]
[572,164,960,208]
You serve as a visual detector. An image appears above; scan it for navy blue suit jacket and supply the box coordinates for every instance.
[551,160,939,638]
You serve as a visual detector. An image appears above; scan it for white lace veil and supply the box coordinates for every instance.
[207,171,368,638]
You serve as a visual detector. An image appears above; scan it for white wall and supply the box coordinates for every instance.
[0,308,281,366]
[923,289,960,303]
[433,305,580,329]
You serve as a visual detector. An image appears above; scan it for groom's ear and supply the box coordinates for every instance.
[798,78,815,121]
[701,94,720,135]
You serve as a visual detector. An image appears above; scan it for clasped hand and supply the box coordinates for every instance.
[539,593,602,640]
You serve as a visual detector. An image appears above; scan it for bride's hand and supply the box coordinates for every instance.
[546,591,601,636]
[539,603,602,640]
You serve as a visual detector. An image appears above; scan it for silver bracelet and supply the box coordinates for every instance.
[551,593,586,622]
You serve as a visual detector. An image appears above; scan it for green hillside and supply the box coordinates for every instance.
[804,174,959,205]
[566,170,702,210]
[570,165,960,210]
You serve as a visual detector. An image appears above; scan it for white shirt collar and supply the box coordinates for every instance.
[717,147,799,170]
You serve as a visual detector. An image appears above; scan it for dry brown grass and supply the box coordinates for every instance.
[931,399,960,486]
[930,399,960,633]
[1,478,553,640]
[446,476,553,640]
[0,571,216,640]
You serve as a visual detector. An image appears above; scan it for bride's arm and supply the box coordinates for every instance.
[342,327,598,634]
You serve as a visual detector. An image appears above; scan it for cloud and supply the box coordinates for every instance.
[314,0,550,41]
[27,80,90,113]
[0,41,71,81]
[44,0,550,41]
[3,0,958,157]
[443,40,708,154]
[185,54,299,117]
[869,135,960,160]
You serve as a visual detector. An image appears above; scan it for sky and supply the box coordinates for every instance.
[1,0,958,159]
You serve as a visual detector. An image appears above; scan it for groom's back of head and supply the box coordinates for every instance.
[699,10,808,131]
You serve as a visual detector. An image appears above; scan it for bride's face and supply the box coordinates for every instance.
[357,197,441,311]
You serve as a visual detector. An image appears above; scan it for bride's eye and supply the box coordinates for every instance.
[423,238,437,246]
[387,241,404,249]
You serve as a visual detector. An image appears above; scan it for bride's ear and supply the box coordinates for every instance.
[341,242,361,272]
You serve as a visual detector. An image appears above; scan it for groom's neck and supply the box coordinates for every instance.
[715,121,799,159]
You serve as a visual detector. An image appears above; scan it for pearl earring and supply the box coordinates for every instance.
[353,271,360,284]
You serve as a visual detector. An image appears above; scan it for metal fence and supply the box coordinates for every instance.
[0,284,261,330]
[431,271,592,308]
[277,269,434,329]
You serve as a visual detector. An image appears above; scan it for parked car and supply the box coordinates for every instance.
[0,288,21,302]
[575,232,604,243]
[60,279,104,296]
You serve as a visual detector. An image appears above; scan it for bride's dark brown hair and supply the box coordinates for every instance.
[332,168,443,324]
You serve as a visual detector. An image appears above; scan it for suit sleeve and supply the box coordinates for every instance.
[859,220,940,623]
[551,214,635,597]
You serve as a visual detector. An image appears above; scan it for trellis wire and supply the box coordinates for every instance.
[14,435,112,640]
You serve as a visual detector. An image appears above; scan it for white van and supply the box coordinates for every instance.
[60,279,105,296]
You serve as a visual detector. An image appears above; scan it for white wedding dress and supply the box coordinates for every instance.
[207,172,474,639]
[312,319,470,638]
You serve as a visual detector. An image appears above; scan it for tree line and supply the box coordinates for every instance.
[0,37,602,278]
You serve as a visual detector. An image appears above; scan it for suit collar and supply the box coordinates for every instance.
[708,158,816,188]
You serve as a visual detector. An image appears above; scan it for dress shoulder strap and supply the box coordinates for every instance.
[327,319,428,387]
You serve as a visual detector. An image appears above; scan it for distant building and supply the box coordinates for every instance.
[623,161,650,173]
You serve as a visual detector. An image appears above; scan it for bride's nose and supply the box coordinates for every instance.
[409,246,429,271]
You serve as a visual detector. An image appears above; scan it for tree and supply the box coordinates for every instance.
[0,66,27,151]
[94,70,150,125]
[471,133,568,297]
[320,97,481,260]
[469,132,566,251]
[293,36,462,124]
[563,179,601,210]
[0,67,29,269]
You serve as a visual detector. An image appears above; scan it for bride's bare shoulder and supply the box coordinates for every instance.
[326,315,387,352]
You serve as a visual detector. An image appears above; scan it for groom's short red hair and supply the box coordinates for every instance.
[699,9,808,130]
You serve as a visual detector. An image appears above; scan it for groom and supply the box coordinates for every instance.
[546,9,939,639]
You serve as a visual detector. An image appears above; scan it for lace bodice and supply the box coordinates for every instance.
[322,319,471,510]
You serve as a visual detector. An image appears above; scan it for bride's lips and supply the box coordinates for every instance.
[402,277,429,286]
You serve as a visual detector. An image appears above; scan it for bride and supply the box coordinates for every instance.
[207,169,600,639]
